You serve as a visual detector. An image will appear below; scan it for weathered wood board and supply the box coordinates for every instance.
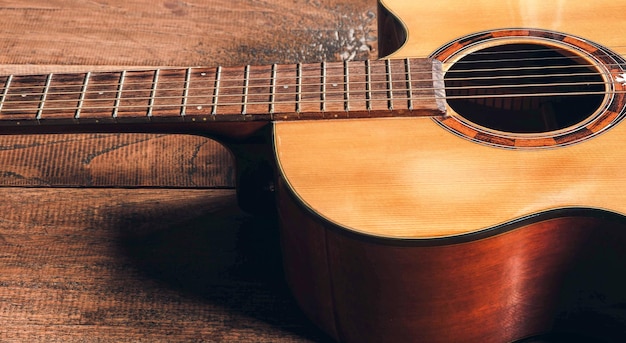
[0,0,377,341]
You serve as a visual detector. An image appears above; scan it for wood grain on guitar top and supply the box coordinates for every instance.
[380,0,626,59]
[275,116,626,238]
[276,0,626,239]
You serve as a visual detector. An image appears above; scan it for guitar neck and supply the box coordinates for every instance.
[0,59,445,131]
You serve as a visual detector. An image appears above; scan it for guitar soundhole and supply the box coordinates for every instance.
[444,43,606,134]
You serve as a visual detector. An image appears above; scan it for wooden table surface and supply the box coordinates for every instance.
[0,0,376,341]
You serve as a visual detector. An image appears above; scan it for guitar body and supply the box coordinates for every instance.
[273,0,626,341]
[278,194,626,342]
[0,0,623,341]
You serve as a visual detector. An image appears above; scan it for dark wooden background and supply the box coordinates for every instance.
[0,0,377,341]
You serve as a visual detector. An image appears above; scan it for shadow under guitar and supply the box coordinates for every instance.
[108,192,334,342]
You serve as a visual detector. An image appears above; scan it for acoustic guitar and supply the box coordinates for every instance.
[1,0,626,341]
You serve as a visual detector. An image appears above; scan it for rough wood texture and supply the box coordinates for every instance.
[0,0,376,69]
[0,188,329,342]
[0,133,234,187]
[0,0,377,341]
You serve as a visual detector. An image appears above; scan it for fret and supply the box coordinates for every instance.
[273,64,297,114]
[112,70,126,118]
[300,62,324,116]
[270,64,277,114]
[385,59,393,111]
[40,73,89,120]
[405,59,414,111]
[388,59,413,113]
[181,67,191,116]
[116,70,156,119]
[0,75,13,113]
[214,65,249,117]
[2,74,49,119]
[345,61,369,113]
[150,68,186,118]
[147,69,160,117]
[344,61,350,112]
[368,60,390,111]
[36,73,53,119]
[211,66,221,116]
[75,72,91,119]
[296,63,302,113]
[185,68,216,116]
[245,64,272,117]
[321,62,327,112]
[80,71,124,120]
[325,62,346,112]
[242,65,250,115]
[365,60,372,111]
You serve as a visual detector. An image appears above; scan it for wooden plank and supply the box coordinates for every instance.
[0,133,234,187]
[0,188,328,342]
[0,0,377,67]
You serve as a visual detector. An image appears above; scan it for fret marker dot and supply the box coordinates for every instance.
[197,106,203,110]
[332,83,338,87]
[20,94,26,97]
[200,72,207,76]
[98,91,104,95]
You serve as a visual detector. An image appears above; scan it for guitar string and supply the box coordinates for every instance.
[0,55,620,113]
[0,96,611,115]
[0,74,613,105]
[0,70,609,101]
[0,89,616,114]
[0,84,616,113]
[446,54,612,66]
[0,61,614,85]
[1,73,614,97]
[0,71,607,99]
[0,55,618,93]
[1,40,623,83]
[440,44,626,56]
[0,64,613,98]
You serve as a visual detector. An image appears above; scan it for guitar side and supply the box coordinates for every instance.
[278,187,626,341]
[273,0,626,341]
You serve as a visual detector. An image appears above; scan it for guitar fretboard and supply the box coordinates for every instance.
[0,58,445,126]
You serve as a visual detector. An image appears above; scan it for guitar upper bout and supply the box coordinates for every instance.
[378,0,626,60]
